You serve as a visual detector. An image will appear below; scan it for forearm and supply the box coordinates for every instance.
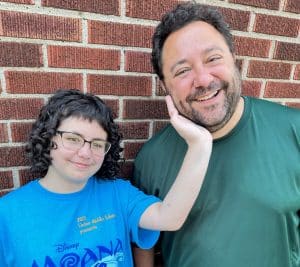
[133,247,155,267]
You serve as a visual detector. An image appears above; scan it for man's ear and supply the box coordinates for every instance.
[159,80,168,95]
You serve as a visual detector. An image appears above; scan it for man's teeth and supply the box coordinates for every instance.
[198,91,218,101]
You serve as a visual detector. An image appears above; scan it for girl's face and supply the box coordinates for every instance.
[43,116,108,193]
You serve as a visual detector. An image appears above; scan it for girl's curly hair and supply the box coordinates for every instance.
[26,89,123,180]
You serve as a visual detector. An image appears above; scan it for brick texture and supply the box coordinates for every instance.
[5,71,83,94]
[247,61,291,79]
[11,122,33,142]
[0,147,27,167]
[274,42,300,61]
[229,0,280,10]
[123,141,144,160]
[48,46,120,70]
[218,7,250,31]
[126,0,180,20]
[0,11,81,41]
[294,65,300,80]
[0,171,14,190]
[234,36,271,57]
[254,14,299,37]
[118,122,150,139]
[123,100,168,119]
[0,42,42,67]
[0,98,43,120]
[264,82,300,98]
[125,51,153,73]
[42,0,120,15]
[88,75,152,96]
[89,21,154,48]
[153,121,169,134]
[287,103,300,109]
[0,0,33,3]
[19,169,40,186]
[242,81,262,97]
[284,0,300,13]
[0,123,9,143]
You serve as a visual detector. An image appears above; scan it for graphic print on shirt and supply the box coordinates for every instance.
[31,213,125,266]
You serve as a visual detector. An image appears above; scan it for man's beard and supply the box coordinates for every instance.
[173,67,242,133]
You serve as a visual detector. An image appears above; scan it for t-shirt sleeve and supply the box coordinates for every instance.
[118,179,161,249]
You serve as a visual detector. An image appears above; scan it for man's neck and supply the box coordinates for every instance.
[212,97,245,140]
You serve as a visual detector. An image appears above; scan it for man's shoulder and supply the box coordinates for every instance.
[249,97,300,121]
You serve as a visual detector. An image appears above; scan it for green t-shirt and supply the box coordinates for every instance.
[133,97,300,267]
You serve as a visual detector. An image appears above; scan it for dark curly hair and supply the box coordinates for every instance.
[152,1,234,80]
[26,89,123,180]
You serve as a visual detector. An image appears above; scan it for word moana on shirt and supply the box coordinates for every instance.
[32,239,124,267]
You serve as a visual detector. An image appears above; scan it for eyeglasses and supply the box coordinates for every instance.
[56,130,111,156]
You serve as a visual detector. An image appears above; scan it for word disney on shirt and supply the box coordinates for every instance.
[31,238,124,266]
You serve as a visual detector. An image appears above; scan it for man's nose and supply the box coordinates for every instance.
[193,64,214,89]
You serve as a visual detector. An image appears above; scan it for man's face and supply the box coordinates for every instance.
[161,21,241,133]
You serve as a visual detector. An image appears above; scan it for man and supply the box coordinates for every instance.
[132,2,300,267]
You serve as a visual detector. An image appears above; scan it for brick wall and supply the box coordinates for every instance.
[0,0,299,195]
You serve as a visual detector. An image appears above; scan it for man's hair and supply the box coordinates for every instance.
[26,89,123,179]
[152,1,234,80]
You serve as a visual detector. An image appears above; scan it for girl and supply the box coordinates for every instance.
[0,89,212,266]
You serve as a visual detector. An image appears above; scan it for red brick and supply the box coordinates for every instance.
[118,122,150,139]
[284,0,300,13]
[286,102,300,109]
[125,51,153,73]
[88,75,152,96]
[247,61,291,79]
[274,42,300,62]
[218,7,250,31]
[89,21,154,48]
[0,171,14,190]
[242,81,262,97]
[19,169,41,186]
[42,0,119,15]
[101,99,119,119]
[153,120,169,134]
[234,36,271,58]
[228,0,280,10]
[294,65,300,80]
[0,0,33,3]
[123,100,168,119]
[11,122,33,143]
[0,98,43,120]
[0,123,9,143]
[48,46,120,70]
[126,0,180,20]
[123,141,144,160]
[0,11,81,41]
[120,161,133,179]
[0,146,27,167]
[5,71,83,94]
[254,14,299,37]
[264,82,300,98]
[0,42,42,67]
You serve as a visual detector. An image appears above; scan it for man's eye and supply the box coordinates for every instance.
[208,56,222,63]
[174,68,190,77]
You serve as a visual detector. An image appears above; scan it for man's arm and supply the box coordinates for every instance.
[133,247,155,267]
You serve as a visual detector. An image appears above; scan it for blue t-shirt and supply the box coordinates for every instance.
[0,177,160,266]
